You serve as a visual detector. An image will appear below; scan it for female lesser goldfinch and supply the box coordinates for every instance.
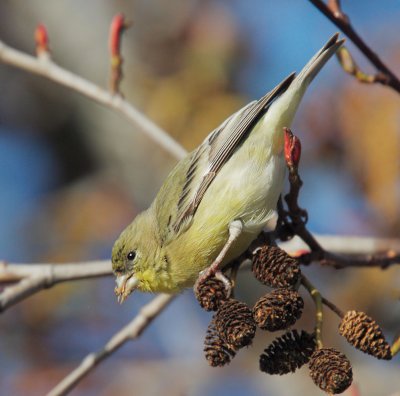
[112,34,344,302]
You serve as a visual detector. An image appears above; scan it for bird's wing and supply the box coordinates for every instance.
[154,73,295,245]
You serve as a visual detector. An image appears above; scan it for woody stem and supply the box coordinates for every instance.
[301,274,323,349]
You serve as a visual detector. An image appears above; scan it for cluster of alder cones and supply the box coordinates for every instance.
[195,245,393,395]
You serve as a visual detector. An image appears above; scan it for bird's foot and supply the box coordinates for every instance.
[194,268,232,298]
[193,220,242,299]
[215,271,232,297]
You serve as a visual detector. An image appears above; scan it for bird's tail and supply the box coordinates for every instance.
[260,34,343,154]
[295,33,344,88]
[266,33,344,133]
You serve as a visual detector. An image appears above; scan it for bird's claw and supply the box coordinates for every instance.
[215,271,232,298]
[193,268,232,298]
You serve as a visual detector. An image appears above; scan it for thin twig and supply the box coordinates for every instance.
[278,128,400,271]
[0,261,111,313]
[280,128,323,253]
[336,46,380,84]
[283,165,322,251]
[301,275,323,349]
[108,14,131,95]
[308,0,400,92]
[390,334,400,357]
[321,296,344,318]
[46,293,175,396]
[0,40,186,160]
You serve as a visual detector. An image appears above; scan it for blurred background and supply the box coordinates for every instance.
[0,0,399,395]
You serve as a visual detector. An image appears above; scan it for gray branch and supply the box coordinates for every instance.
[0,40,187,160]
[46,293,175,396]
[0,261,111,312]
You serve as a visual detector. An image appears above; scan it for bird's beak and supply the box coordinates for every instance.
[114,274,139,304]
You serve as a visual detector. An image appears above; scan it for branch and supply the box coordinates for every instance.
[295,234,400,255]
[308,0,400,93]
[278,128,323,252]
[327,0,342,16]
[0,39,187,160]
[0,260,111,313]
[391,334,400,357]
[301,275,324,349]
[321,296,344,318]
[336,46,383,85]
[277,128,400,271]
[46,293,175,396]
[3,232,399,314]
[299,249,400,269]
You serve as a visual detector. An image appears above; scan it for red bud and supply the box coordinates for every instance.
[108,14,131,94]
[109,14,128,58]
[35,24,49,55]
[284,127,301,169]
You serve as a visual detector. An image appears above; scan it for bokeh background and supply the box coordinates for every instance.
[0,1,399,395]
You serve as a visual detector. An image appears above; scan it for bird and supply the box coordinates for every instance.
[112,34,344,303]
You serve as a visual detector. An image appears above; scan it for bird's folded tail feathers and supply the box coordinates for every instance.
[257,72,296,111]
[295,33,344,87]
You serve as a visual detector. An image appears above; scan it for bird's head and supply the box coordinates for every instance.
[111,210,162,303]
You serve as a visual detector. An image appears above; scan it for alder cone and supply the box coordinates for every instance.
[195,276,230,311]
[215,299,256,348]
[339,310,392,360]
[253,288,304,331]
[252,245,300,288]
[309,348,353,394]
[204,316,236,367]
[259,330,316,375]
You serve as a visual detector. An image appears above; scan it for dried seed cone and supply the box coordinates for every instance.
[252,245,300,288]
[215,299,256,348]
[204,317,236,367]
[309,348,353,394]
[253,288,304,331]
[339,310,392,360]
[259,330,316,375]
[195,276,230,311]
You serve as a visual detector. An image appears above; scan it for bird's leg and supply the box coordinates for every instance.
[194,220,243,297]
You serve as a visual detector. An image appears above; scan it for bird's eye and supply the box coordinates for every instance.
[127,251,136,261]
